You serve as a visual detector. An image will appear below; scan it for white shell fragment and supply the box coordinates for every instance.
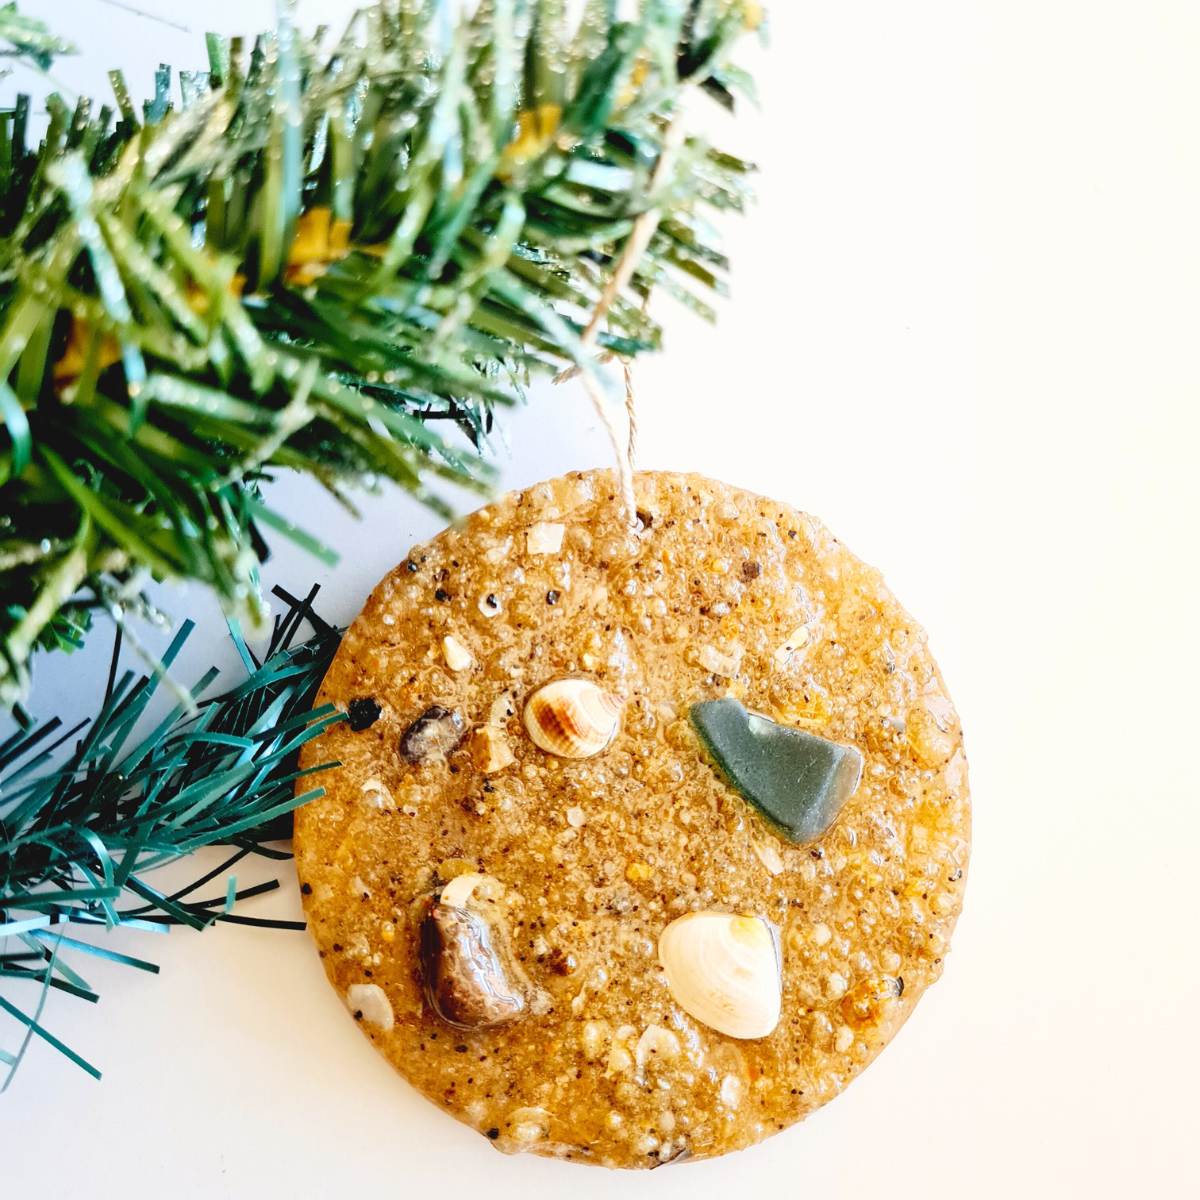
[658,912,782,1040]
[442,634,473,671]
[697,642,742,677]
[346,983,394,1031]
[487,691,516,727]
[753,840,785,876]
[438,872,499,909]
[359,777,394,811]
[470,725,515,774]
[527,521,565,555]
[523,678,622,759]
[773,624,811,666]
[635,1024,681,1075]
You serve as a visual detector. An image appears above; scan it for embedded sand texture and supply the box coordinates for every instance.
[295,470,970,1167]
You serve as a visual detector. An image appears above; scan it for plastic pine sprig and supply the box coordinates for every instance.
[0,3,76,73]
[0,583,343,1086]
[0,0,760,705]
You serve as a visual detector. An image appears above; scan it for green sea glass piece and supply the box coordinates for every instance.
[689,698,864,844]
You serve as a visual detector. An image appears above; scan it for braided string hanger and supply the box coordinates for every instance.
[557,113,685,528]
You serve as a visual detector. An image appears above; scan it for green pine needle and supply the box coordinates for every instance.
[0,3,76,72]
[0,0,759,705]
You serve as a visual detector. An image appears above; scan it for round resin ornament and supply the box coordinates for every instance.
[294,470,970,1168]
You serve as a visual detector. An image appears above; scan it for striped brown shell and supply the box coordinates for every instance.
[522,678,622,759]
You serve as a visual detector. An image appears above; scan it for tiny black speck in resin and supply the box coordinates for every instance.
[347,697,382,731]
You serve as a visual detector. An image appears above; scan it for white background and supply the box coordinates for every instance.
[5,1,1199,1196]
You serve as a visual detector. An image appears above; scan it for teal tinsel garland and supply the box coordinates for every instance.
[0,583,342,1085]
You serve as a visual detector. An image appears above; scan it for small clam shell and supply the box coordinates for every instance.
[658,911,781,1040]
[523,678,622,759]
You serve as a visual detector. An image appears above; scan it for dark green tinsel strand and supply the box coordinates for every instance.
[0,582,343,1085]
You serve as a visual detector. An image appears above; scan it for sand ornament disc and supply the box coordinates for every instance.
[294,470,970,1168]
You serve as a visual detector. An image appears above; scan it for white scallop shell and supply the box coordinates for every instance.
[523,678,622,759]
[657,912,782,1039]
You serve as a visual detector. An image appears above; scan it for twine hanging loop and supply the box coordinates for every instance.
[556,114,686,527]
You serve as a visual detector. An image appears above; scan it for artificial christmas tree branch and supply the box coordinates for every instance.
[0,0,759,706]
